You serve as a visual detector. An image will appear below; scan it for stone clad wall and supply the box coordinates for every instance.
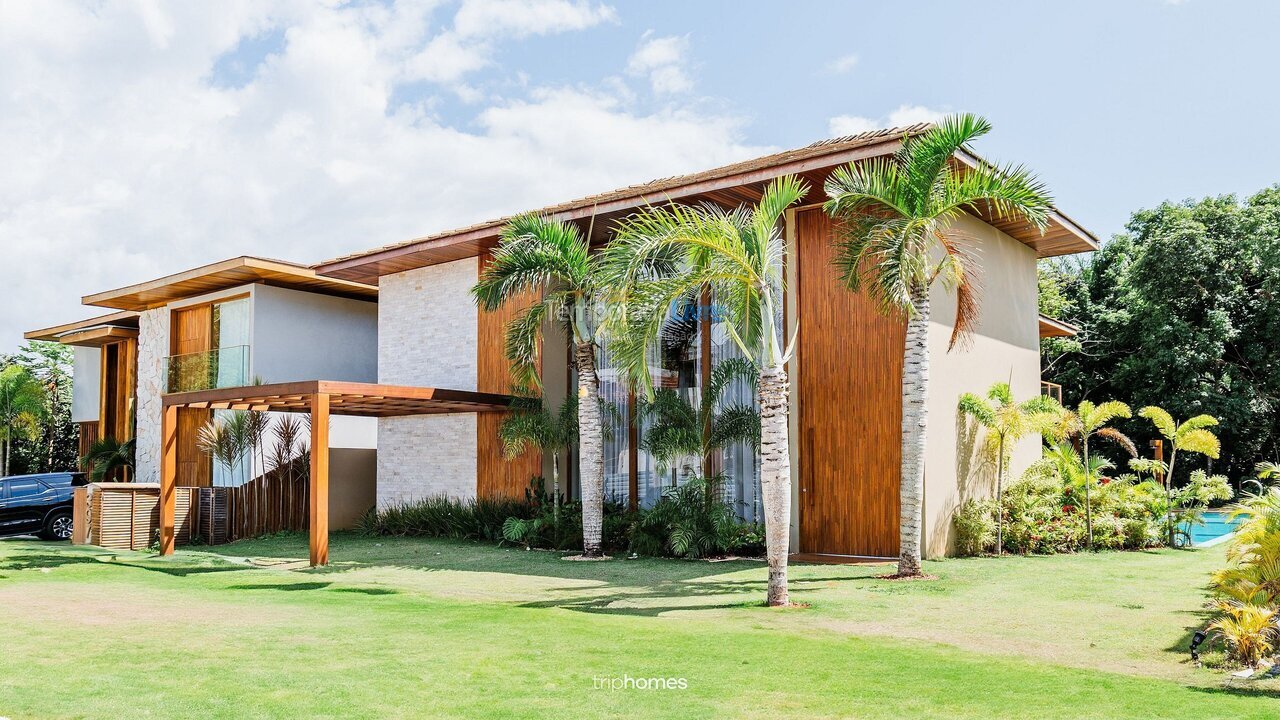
[133,307,168,484]
[375,257,479,508]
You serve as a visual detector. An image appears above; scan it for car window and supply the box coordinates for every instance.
[6,479,48,499]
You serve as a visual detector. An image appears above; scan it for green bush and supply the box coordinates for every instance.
[629,477,743,559]
[952,498,995,556]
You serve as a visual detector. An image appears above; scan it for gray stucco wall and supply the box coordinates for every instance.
[71,346,101,423]
[376,257,479,508]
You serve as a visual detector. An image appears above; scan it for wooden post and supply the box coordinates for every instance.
[309,393,330,567]
[159,405,178,556]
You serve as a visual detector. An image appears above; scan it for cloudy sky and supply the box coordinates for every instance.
[3,0,1278,351]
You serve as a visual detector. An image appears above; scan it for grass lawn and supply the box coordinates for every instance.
[0,534,1275,719]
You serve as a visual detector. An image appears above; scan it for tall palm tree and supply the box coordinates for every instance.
[1057,400,1135,550]
[957,381,1059,554]
[823,114,1054,576]
[639,357,761,488]
[0,365,47,476]
[602,175,806,606]
[1136,406,1221,546]
[471,214,612,557]
[498,394,579,523]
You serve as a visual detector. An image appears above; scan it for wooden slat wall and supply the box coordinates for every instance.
[476,250,542,499]
[89,486,192,550]
[224,465,309,541]
[795,208,904,558]
[176,408,212,488]
[78,422,99,461]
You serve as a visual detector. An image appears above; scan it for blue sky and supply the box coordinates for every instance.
[2,0,1278,349]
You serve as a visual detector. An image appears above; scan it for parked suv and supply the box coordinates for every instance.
[0,472,86,541]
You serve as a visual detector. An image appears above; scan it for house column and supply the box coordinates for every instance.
[159,404,178,556]
[309,393,330,567]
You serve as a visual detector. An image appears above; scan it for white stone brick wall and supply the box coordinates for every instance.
[376,258,479,508]
[134,308,168,483]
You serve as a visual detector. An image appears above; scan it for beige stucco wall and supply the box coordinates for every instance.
[921,215,1042,557]
[329,448,377,529]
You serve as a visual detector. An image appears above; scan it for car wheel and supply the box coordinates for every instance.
[39,510,74,542]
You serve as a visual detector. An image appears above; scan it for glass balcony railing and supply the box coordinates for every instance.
[163,345,250,394]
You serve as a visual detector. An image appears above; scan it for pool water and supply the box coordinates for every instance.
[1189,510,1242,547]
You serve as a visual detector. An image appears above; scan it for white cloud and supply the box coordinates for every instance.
[828,104,948,136]
[826,53,858,74]
[627,32,693,94]
[0,0,766,350]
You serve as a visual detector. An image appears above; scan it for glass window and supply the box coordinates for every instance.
[710,297,763,524]
[6,478,47,499]
[212,297,251,387]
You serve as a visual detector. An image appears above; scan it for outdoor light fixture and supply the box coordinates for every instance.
[1189,630,1207,663]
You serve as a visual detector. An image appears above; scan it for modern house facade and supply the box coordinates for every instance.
[27,124,1096,563]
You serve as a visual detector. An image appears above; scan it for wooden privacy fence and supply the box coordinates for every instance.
[217,470,309,542]
[81,483,194,550]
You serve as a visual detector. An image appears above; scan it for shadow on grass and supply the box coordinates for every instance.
[230,581,333,591]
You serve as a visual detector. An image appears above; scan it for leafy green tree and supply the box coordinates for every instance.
[957,382,1059,554]
[471,214,612,558]
[602,175,805,606]
[1043,187,1280,480]
[823,114,1055,576]
[17,341,76,472]
[0,365,47,476]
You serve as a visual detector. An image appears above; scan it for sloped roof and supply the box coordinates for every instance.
[315,124,1100,285]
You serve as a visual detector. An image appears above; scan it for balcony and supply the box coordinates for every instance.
[164,345,250,394]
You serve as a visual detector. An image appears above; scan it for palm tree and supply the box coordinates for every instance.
[471,214,612,558]
[1136,406,1221,546]
[1057,400,1136,550]
[0,365,47,476]
[498,394,579,523]
[957,382,1059,554]
[639,357,761,491]
[602,175,806,606]
[196,412,253,485]
[82,437,136,482]
[823,114,1054,576]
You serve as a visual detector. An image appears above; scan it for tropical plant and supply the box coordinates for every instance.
[823,114,1054,576]
[1206,599,1278,668]
[638,357,760,487]
[957,381,1059,554]
[196,411,253,484]
[17,341,74,472]
[1136,406,1222,546]
[629,476,740,559]
[471,213,611,558]
[0,365,47,476]
[81,436,136,482]
[498,394,578,522]
[1054,400,1135,550]
[601,175,806,605]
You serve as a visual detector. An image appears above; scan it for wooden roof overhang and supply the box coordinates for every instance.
[161,380,514,417]
[1038,314,1080,339]
[84,256,379,312]
[315,124,1100,285]
[24,310,141,347]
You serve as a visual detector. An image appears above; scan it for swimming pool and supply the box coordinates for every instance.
[1189,510,1242,547]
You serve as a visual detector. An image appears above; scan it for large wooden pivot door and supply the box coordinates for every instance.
[795,208,905,558]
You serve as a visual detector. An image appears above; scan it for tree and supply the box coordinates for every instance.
[602,175,805,606]
[957,382,1059,554]
[16,342,75,472]
[82,437,136,482]
[498,394,578,523]
[823,114,1054,576]
[1057,400,1136,550]
[1042,187,1280,481]
[196,411,253,485]
[471,214,611,558]
[1135,406,1222,546]
[639,357,760,490]
[0,365,47,476]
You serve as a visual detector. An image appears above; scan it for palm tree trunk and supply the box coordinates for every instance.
[1166,448,1178,546]
[2,434,8,477]
[996,435,1005,555]
[758,363,791,607]
[575,342,605,557]
[1083,438,1093,551]
[898,288,930,577]
[552,452,561,524]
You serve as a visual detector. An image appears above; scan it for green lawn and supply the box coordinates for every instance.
[0,534,1274,719]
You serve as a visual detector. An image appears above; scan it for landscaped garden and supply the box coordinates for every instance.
[0,533,1276,719]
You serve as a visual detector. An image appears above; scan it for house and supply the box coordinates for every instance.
[27,125,1097,565]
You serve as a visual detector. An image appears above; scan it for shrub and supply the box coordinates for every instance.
[953,498,995,556]
[1207,599,1278,668]
[630,477,742,559]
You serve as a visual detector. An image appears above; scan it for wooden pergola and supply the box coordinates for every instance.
[158,380,513,566]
